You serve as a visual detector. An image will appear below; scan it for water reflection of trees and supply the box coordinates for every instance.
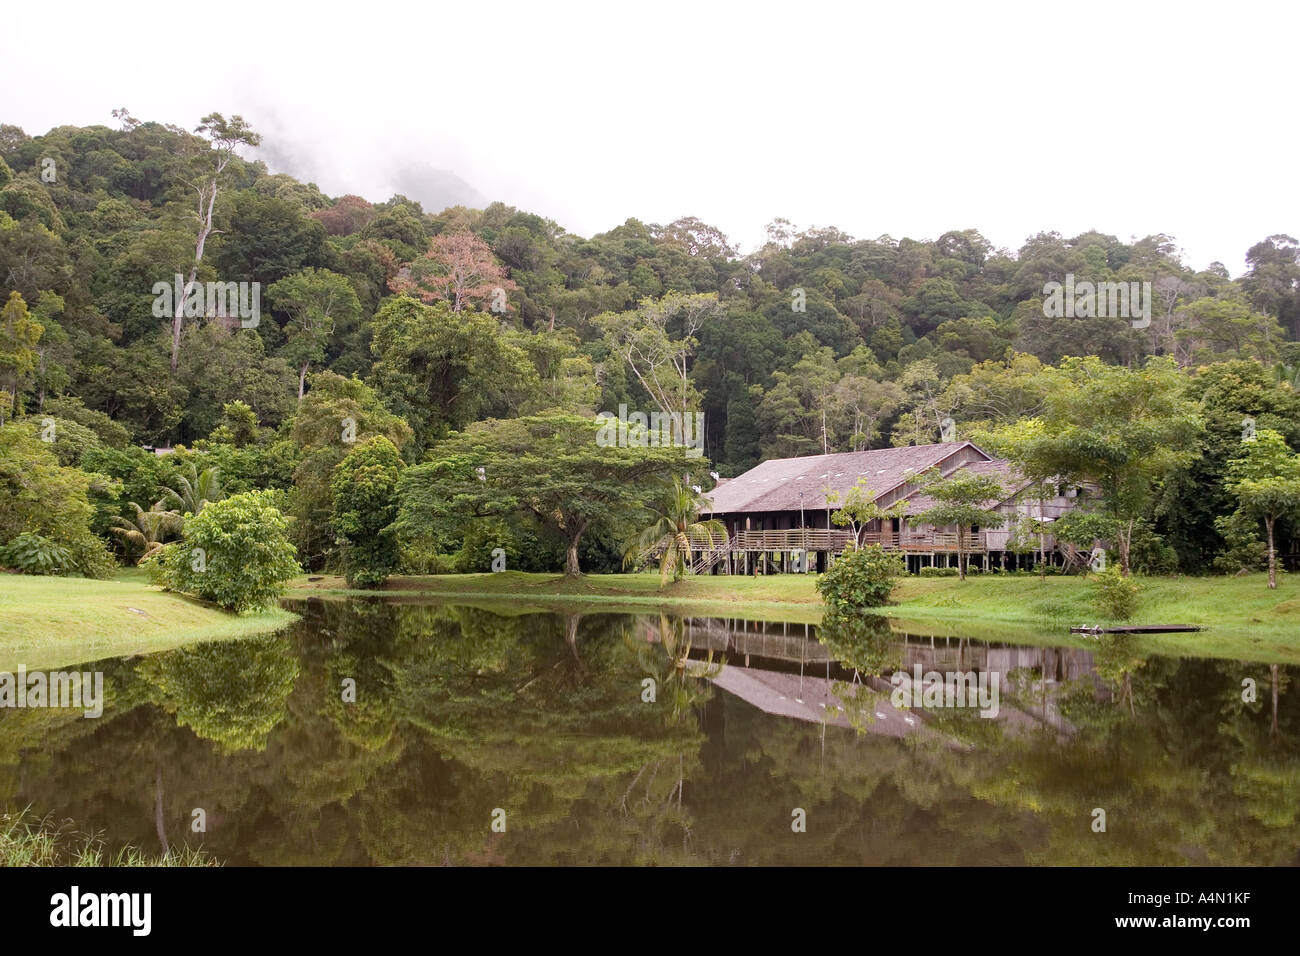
[0,602,1296,865]
[137,634,299,754]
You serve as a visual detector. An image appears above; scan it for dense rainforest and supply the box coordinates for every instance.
[3,111,1300,582]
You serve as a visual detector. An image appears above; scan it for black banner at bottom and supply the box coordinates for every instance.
[0,865,1286,943]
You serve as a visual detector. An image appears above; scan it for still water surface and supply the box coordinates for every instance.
[3,598,1297,865]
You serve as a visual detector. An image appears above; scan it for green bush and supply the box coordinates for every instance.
[0,422,117,577]
[917,566,960,577]
[1093,566,1141,620]
[153,491,300,612]
[816,544,905,612]
[397,541,458,575]
[0,533,72,575]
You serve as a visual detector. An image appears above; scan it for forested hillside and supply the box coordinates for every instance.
[3,111,1300,579]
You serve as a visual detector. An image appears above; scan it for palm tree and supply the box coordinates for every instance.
[624,478,727,585]
[158,462,222,517]
[110,502,183,562]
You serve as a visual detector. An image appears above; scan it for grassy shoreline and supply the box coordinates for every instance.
[0,570,298,671]
[6,567,1297,669]
[289,569,1300,664]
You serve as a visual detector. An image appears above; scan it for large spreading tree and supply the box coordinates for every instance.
[398,413,698,576]
[1010,357,1202,576]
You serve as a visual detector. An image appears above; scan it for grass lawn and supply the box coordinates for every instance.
[0,569,297,671]
[887,572,1300,662]
[289,570,826,622]
[289,569,1300,664]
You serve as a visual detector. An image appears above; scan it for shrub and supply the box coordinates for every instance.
[816,544,905,612]
[917,566,960,577]
[1093,566,1140,620]
[0,422,117,577]
[153,491,300,612]
[0,533,72,575]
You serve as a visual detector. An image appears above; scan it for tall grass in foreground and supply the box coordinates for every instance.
[0,809,218,867]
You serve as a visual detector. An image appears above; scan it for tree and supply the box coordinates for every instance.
[1175,296,1283,366]
[209,400,259,447]
[1012,357,1201,576]
[623,478,726,585]
[1242,235,1300,338]
[110,502,183,562]
[331,436,404,587]
[150,490,299,612]
[158,460,223,517]
[827,477,910,542]
[0,421,115,577]
[595,292,724,424]
[269,268,362,400]
[369,295,538,454]
[0,290,42,425]
[389,231,517,313]
[398,414,694,576]
[907,467,1007,580]
[757,346,839,456]
[289,371,412,570]
[890,359,957,446]
[169,113,261,374]
[1225,429,1300,589]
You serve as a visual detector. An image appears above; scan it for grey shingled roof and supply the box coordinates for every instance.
[704,442,991,515]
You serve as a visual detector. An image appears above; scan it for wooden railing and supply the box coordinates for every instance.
[861,530,986,551]
[731,529,857,551]
[634,531,730,571]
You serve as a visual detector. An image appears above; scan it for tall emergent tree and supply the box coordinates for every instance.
[1225,429,1300,589]
[169,112,261,374]
[907,467,1006,580]
[389,231,517,313]
[595,292,725,424]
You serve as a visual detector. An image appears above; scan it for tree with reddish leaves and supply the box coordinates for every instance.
[389,231,517,313]
[311,195,375,237]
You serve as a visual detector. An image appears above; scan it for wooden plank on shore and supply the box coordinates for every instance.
[1069,625,1204,634]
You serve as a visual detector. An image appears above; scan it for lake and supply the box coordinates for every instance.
[2,597,1297,865]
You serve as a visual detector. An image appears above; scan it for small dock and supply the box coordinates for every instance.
[1070,625,1203,635]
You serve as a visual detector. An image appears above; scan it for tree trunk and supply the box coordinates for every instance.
[1271,663,1280,737]
[1119,518,1133,577]
[564,613,582,663]
[154,763,170,858]
[957,526,966,581]
[1266,515,1277,589]
[1038,493,1046,579]
[565,520,589,577]
[170,179,219,374]
[299,362,309,401]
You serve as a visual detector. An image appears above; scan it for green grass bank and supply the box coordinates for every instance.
[290,569,1300,664]
[0,570,297,670]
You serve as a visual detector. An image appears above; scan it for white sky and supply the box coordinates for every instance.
[6,0,1296,275]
